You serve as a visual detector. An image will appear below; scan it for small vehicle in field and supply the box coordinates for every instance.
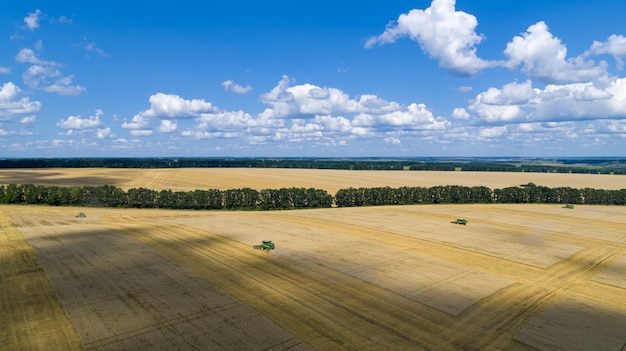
[253,240,275,250]
[452,218,467,225]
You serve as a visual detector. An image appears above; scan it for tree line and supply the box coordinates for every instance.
[0,184,333,210]
[1,183,624,209]
[335,184,626,206]
[0,157,624,174]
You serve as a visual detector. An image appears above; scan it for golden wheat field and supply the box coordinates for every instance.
[2,168,626,351]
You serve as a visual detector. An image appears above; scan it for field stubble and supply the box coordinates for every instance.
[2,169,626,350]
[1,168,625,193]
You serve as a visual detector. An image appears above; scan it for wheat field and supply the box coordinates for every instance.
[1,168,625,350]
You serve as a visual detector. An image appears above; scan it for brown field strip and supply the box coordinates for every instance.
[1,168,625,193]
[0,213,82,351]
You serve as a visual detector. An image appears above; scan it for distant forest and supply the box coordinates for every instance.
[1,157,626,174]
[1,183,624,210]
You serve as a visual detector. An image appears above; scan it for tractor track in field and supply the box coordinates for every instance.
[5,204,626,350]
[393,205,626,246]
[446,245,622,350]
[0,213,83,351]
[263,212,544,282]
[16,215,314,351]
[106,217,459,350]
[257,210,626,350]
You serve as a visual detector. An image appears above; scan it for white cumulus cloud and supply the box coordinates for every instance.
[96,128,112,139]
[260,75,409,118]
[159,120,178,133]
[256,76,451,145]
[260,75,357,118]
[222,80,252,94]
[467,77,626,124]
[138,93,216,119]
[24,9,42,31]
[587,34,626,70]
[0,82,41,120]
[365,0,492,76]
[16,47,86,95]
[57,109,103,130]
[21,115,36,124]
[122,115,150,130]
[452,107,470,120]
[504,21,606,83]
[353,103,447,130]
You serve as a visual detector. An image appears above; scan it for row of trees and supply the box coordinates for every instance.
[1,157,624,174]
[0,183,624,209]
[0,184,333,210]
[335,185,626,206]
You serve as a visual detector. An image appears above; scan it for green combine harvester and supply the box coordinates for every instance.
[452,218,467,225]
[253,240,275,250]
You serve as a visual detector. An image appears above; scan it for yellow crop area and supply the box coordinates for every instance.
[2,168,626,350]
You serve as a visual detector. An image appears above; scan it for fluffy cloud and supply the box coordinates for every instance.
[137,76,452,148]
[21,115,36,124]
[353,103,448,130]
[24,9,42,31]
[588,34,626,70]
[478,80,536,106]
[365,0,492,76]
[0,82,21,101]
[137,93,216,119]
[222,80,252,94]
[478,126,507,138]
[122,115,150,130]
[259,75,412,119]
[16,47,86,95]
[159,120,177,133]
[123,93,219,135]
[96,128,112,139]
[260,76,358,117]
[468,78,626,124]
[254,76,451,144]
[0,82,41,120]
[196,110,282,132]
[452,107,470,120]
[15,48,56,66]
[504,21,606,83]
[57,110,103,132]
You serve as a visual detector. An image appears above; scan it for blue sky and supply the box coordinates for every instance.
[2,0,626,158]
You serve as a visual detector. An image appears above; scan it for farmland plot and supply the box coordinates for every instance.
[1,168,625,193]
[2,201,626,349]
[118,204,626,350]
[12,212,312,351]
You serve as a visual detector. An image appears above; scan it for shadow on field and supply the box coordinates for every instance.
[16,222,314,351]
[9,209,626,351]
[0,170,122,187]
[1,229,82,350]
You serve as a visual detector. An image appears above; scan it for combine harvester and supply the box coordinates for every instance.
[452,218,467,225]
[253,240,275,251]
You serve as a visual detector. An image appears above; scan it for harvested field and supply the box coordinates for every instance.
[2,202,626,350]
[1,168,625,193]
[1,169,626,350]
[15,217,311,351]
